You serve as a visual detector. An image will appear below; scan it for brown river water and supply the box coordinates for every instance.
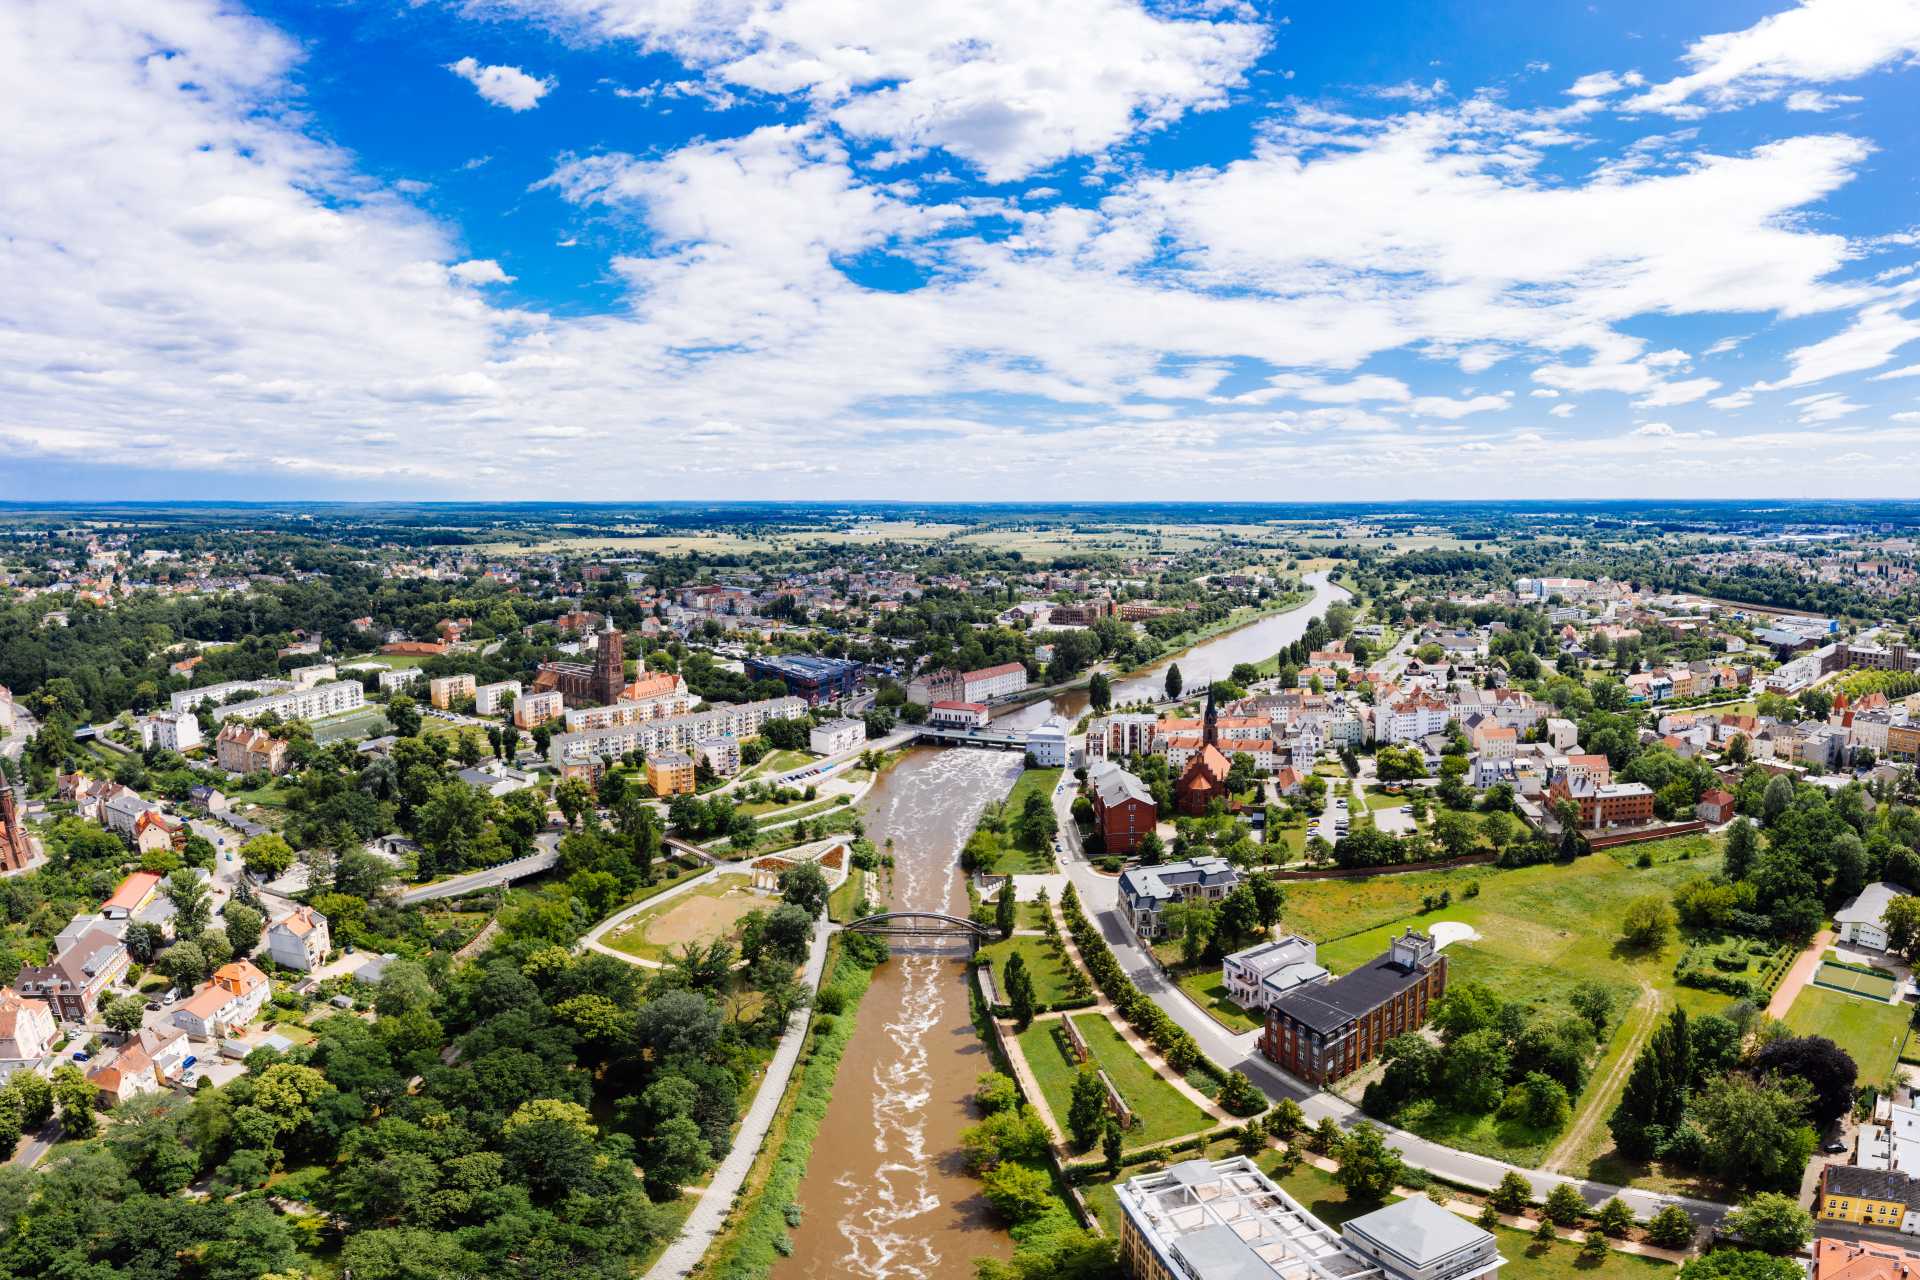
[774,574,1346,1280]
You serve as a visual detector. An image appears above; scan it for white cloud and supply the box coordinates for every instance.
[1631,422,1675,436]
[1874,364,1920,380]
[1548,403,1576,418]
[491,0,1266,180]
[1633,376,1721,407]
[1624,0,1920,115]
[1791,391,1862,422]
[1758,302,1920,388]
[1567,70,1644,98]
[1709,389,1755,410]
[1786,89,1864,111]
[1405,393,1509,419]
[1529,388,1559,398]
[1644,348,1690,368]
[1894,411,1920,422]
[449,258,514,285]
[447,56,555,111]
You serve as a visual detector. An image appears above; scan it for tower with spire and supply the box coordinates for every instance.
[592,616,625,706]
[1202,682,1219,750]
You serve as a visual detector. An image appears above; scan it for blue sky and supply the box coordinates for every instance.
[2,0,1919,500]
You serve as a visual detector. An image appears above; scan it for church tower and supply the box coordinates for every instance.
[1202,682,1219,749]
[592,617,625,705]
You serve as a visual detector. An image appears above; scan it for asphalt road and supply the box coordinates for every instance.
[397,837,559,904]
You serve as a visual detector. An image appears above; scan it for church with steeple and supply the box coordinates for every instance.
[1174,684,1232,816]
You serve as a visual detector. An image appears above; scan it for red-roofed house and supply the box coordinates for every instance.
[101,871,163,920]
[1695,789,1736,825]
[170,960,271,1040]
[266,905,330,971]
[0,990,56,1080]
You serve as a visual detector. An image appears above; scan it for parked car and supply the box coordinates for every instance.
[72,1051,90,1063]
[1824,1140,1849,1154]
[162,990,177,1006]
[144,1000,161,1011]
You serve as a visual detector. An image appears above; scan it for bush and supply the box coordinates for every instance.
[1646,1204,1695,1249]
[980,1163,1057,1224]
[1490,1170,1533,1215]
[1543,1183,1586,1226]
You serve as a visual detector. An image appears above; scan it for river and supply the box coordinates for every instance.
[773,572,1347,1280]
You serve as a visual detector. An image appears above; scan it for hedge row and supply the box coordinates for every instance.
[1061,883,1202,1073]
[708,939,882,1280]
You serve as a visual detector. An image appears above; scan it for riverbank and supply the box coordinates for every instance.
[699,934,882,1280]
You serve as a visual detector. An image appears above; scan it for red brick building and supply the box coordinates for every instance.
[1175,688,1231,816]
[1089,761,1158,856]
[1547,775,1655,829]
[1260,930,1447,1085]
[533,617,627,707]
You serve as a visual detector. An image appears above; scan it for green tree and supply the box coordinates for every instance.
[1103,1117,1124,1174]
[222,901,264,956]
[1532,1217,1557,1246]
[1692,1077,1816,1190]
[161,867,212,938]
[780,860,831,917]
[1679,1252,1804,1280]
[1443,1029,1510,1114]
[1609,1007,1691,1159]
[239,833,296,879]
[1724,816,1760,879]
[1618,893,1677,951]
[1067,1064,1108,1149]
[1543,1182,1586,1226]
[50,1065,96,1139]
[1723,1192,1814,1254]
[1165,663,1184,701]
[981,1161,1056,1224]
[1005,952,1037,1030]
[995,881,1016,939]
[1595,1197,1634,1237]
[1332,1122,1403,1202]
[1579,1233,1610,1264]
[1646,1205,1695,1249]
[1490,1170,1533,1215]
[102,994,146,1036]
[1089,672,1113,714]
[642,1114,712,1199]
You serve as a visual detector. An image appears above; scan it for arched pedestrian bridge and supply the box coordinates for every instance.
[841,911,994,945]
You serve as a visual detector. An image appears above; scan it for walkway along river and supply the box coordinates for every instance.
[774,573,1350,1280]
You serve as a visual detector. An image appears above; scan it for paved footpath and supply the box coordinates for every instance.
[1767,929,1833,1019]
[645,924,832,1280]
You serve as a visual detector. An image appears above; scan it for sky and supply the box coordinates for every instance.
[3,0,1920,502]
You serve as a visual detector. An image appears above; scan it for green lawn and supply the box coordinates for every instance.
[971,767,1065,874]
[1784,985,1911,1082]
[309,706,392,745]
[601,873,762,962]
[1284,847,1727,1168]
[828,869,870,924]
[1176,970,1263,1033]
[1813,962,1899,1001]
[1008,767,1064,814]
[1016,1015,1211,1150]
[978,935,1080,1006]
[1018,900,1055,930]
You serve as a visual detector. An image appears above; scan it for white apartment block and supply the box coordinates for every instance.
[809,717,867,756]
[550,696,808,765]
[1375,690,1451,744]
[1087,713,1157,760]
[474,680,522,716]
[563,690,699,731]
[209,681,366,724]
[289,662,336,690]
[378,669,422,691]
[961,662,1028,703]
[139,710,203,753]
[514,690,565,729]
[170,680,290,713]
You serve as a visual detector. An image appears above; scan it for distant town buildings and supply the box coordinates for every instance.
[744,653,863,705]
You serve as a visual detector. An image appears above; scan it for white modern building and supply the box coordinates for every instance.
[1027,715,1070,767]
[289,662,337,690]
[809,717,867,757]
[962,662,1029,703]
[208,681,365,724]
[378,668,422,690]
[1837,882,1907,952]
[139,709,203,753]
[266,905,330,971]
[170,679,291,713]
[1222,936,1327,1011]
[550,696,809,766]
[475,680,523,716]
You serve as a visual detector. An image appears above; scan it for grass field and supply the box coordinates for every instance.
[977,935,1081,1006]
[1281,844,1728,1168]
[828,869,870,924]
[1176,970,1263,1033]
[309,705,392,745]
[971,767,1063,874]
[1016,1015,1211,1150]
[602,874,766,963]
[1813,962,1898,1000]
[1784,984,1911,1081]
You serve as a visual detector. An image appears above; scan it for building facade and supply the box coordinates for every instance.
[744,654,863,705]
[1260,930,1447,1086]
[1090,761,1158,856]
[809,717,867,756]
[646,751,697,797]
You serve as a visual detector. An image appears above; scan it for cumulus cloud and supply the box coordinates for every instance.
[1623,0,1920,115]
[1758,302,1920,388]
[447,56,555,111]
[489,0,1266,180]
[449,258,514,285]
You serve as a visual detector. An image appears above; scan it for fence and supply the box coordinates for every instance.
[1586,820,1708,851]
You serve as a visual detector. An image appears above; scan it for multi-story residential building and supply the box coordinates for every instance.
[266,905,330,970]
[562,687,697,731]
[744,653,863,705]
[289,662,336,690]
[1819,1165,1920,1235]
[1118,857,1238,940]
[1088,712,1158,760]
[513,690,564,730]
[1222,936,1326,1012]
[139,709,202,753]
[1090,760,1158,856]
[809,717,867,757]
[905,667,963,705]
[131,810,187,855]
[928,701,991,729]
[216,723,290,776]
[86,1023,192,1106]
[1116,1157,1502,1280]
[14,927,130,1022]
[169,679,290,713]
[549,696,809,766]
[378,668,422,691]
[1261,930,1447,1085]
[474,680,522,716]
[429,673,478,709]
[208,681,365,724]
[0,990,56,1081]
[1375,689,1451,745]
[171,960,271,1040]
[646,750,697,797]
[696,737,742,778]
[962,662,1029,704]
